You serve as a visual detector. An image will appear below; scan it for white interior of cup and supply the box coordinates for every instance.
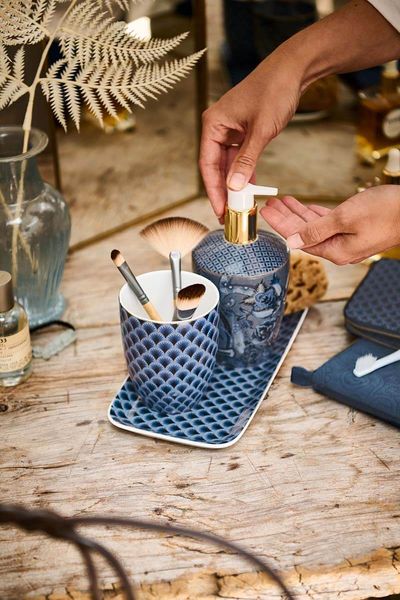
[119,270,219,324]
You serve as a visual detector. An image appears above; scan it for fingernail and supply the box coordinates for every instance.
[287,233,304,249]
[228,172,246,190]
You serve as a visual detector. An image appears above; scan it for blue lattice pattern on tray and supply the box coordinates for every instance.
[192,230,289,276]
[109,311,305,447]
[344,259,400,339]
[121,306,219,413]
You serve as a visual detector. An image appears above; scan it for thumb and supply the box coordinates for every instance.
[227,131,266,191]
[287,212,342,249]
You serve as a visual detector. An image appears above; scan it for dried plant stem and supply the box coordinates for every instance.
[10,0,79,281]
[0,188,36,269]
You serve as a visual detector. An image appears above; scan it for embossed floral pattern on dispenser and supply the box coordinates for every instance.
[218,273,285,364]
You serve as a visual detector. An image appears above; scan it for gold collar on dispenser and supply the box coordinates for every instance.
[224,183,278,245]
[224,203,258,245]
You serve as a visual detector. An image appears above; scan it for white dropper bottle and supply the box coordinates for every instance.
[383,148,400,184]
[225,183,278,245]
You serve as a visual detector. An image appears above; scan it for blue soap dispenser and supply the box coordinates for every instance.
[192,184,290,368]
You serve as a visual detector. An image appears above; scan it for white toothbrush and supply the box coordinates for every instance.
[353,349,400,378]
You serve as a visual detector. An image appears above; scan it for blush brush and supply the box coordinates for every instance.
[111,249,162,321]
[140,217,209,302]
[176,283,206,321]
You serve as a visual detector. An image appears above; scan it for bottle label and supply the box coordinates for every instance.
[0,325,32,373]
[382,109,400,139]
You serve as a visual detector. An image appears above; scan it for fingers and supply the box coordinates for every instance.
[308,204,331,217]
[287,212,343,249]
[226,129,267,191]
[260,197,332,239]
[298,234,358,265]
[199,135,227,219]
[281,196,331,220]
[260,199,307,239]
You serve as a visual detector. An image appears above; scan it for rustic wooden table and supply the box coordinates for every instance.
[1,198,400,600]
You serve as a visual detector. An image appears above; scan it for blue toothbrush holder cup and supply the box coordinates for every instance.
[119,270,220,414]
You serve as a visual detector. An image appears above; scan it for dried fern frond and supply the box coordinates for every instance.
[59,0,189,67]
[103,0,130,11]
[40,50,205,130]
[0,45,28,110]
[0,0,206,135]
[0,0,56,46]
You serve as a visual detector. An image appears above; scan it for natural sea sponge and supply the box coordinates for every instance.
[285,252,328,314]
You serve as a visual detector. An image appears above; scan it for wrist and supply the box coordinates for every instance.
[275,26,334,94]
[264,0,400,95]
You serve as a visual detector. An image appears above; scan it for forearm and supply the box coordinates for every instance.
[257,0,400,92]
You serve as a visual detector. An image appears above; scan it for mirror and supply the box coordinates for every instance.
[59,2,202,248]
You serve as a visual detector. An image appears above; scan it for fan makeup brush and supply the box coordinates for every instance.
[140,217,209,303]
[111,249,162,322]
[176,283,206,321]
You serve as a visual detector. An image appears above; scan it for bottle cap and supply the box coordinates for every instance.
[227,183,278,212]
[383,60,399,78]
[384,148,400,175]
[225,183,278,244]
[0,271,14,313]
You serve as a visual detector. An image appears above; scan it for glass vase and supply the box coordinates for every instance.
[0,126,71,327]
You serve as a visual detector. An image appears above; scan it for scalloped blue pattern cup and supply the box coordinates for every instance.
[119,270,220,414]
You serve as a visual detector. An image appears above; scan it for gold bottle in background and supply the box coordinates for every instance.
[357,61,400,163]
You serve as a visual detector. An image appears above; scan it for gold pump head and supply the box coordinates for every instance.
[224,183,278,245]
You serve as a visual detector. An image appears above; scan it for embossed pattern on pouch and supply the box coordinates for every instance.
[291,338,400,428]
[109,311,306,448]
[344,259,400,346]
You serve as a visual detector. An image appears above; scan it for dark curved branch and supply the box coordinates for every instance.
[0,504,295,600]
[66,529,136,600]
[70,516,294,599]
[77,545,101,600]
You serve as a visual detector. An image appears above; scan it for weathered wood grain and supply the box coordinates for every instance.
[1,300,400,599]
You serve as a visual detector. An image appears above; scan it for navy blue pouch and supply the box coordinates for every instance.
[344,259,400,349]
[292,339,400,427]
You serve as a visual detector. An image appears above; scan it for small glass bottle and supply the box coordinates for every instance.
[357,61,400,162]
[0,271,32,387]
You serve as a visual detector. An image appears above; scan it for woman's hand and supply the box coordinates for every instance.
[260,186,400,265]
[199,51,303,221]
[199,0,400,223]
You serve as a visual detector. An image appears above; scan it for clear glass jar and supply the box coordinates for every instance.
[0,127,71,327]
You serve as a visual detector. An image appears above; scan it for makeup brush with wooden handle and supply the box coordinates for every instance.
[111,249,162,321]
[176,283,206,321]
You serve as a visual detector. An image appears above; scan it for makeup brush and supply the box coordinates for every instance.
[140,217,209,260]
[169,250,182,301]
[111,249,162,322]
[176,283,206,321]
[140,217,209,303]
